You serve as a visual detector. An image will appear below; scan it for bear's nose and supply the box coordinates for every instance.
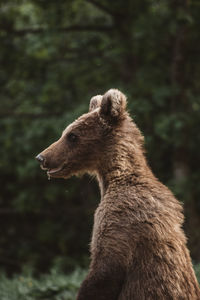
[35,154,45,164]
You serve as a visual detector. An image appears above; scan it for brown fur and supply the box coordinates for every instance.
[37,89,200,299]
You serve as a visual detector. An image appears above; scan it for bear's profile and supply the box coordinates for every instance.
[36,89,200,299]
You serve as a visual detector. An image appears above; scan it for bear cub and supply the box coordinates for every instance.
[36,89,200,300]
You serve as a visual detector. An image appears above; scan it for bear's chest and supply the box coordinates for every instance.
[90,204,108,254]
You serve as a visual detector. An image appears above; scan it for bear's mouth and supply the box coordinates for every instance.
[40,164,65,178]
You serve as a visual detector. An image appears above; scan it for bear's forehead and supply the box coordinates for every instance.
[62,110,98,136]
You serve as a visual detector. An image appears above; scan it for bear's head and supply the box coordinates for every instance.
[36,89,143,180]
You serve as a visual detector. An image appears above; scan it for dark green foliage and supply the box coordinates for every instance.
[0,0,200,274]
[0,266,199,300]
[195,264,200,284]
[0,268,86,300]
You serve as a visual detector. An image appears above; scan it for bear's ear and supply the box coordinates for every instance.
[100,89,127,121]
[89,95,103,112]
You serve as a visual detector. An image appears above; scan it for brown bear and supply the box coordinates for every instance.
[36,89,200,300]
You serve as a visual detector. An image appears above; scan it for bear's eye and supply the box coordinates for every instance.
[67,132,78,143]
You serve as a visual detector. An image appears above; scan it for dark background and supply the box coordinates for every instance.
[0,0,200,275]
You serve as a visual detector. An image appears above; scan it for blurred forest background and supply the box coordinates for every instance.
[1,0,200,284]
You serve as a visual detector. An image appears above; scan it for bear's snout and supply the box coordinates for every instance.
[35,145,67,177]
[35,153,48,170]
[35,154,45,164]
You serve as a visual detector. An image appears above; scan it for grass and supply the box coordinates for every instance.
[0,265,199,300]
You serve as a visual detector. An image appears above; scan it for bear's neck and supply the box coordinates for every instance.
[96,142,153,198]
